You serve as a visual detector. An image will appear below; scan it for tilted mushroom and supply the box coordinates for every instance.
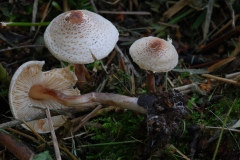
[44,10,119,89]
[9,61,80,133]
[129,36,178,92]
[9,61,146,133]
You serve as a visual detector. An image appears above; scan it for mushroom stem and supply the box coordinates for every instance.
[75,64,91,90]
[29,85,147,114]
[147,71,156,93]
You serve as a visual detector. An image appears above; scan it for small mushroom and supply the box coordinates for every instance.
[44,10,119,89]
[9,61,146,133]
[129,36,178,92]
[9,61,80,133]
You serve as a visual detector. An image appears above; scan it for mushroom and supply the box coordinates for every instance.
[129,36,178,92]
[44,10,119,89]
[9,61,146,133]
[9,61,80,133]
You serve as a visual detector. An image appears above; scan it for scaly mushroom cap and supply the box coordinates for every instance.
[129,36,178,72]
[44,10,119,64]
[9,61,80,133]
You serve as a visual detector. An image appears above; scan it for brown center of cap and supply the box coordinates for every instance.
[149,39,165,51]
[66,11,83,24]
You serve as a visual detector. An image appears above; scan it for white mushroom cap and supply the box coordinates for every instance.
[44,10,119,64]
[129,36,178,72]
[9,61,80,133]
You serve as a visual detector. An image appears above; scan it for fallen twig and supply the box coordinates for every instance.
[0,130,35,159]
[72,105,102,132]
[204,126,240,133]
[199,26,240,53]
[98,11,151,15]
[7,128,38,142]
[166,144,190,160]
[202,74,240,86]
[162,0,190,20]
[203,0,214,39]
[45,106,61,160]
[211,14,239,39]
[0,44,44,53]
[0,104,99,129]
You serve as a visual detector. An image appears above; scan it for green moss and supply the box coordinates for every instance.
[85,111,144,159]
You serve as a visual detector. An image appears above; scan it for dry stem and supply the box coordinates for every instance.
[202,74,240,86]
[46,106,61,160]
[72,105,102,132]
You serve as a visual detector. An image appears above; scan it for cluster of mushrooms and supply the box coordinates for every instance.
[9,10,178,133]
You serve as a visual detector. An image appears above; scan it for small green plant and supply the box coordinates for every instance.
[180,72,190,79]
[187,93,199,109]
[84,111,144,159]
[177,92,240,159]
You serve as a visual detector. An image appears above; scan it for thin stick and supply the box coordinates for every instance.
[63,131,88,140]
[22,120,46,143]
[200,26,240,53]
[202,74,240,86]
[131,69,136,94]
[72,105,102,132]
[58,145,78,160]
[98,11,151,15]
[7,128,38,142]
[205,126,240,133]
[71,106,116,124]
[162,0,189,20]
[203,0,214,39]
[33,0,52,40]
[31,0,38,32]
[165,72,168,91]
[225,71,240,79]
[102,0,120,5]
[93,106,116,117]
[158,22,179,28]
[24,116,77,160]
[0,44,44,53]
[63,0,69,12]
[167,77,175,88]
[211,14,239,39]
[90,0,98,13]
[115,45,140,78]
[106,50,117,67]
[0,22,49,27]
[45,106,61,160]
[166,144,190,160]
[0,104,98,129]
[173,83,199,91]
[180,89,191,94]
[212,99,236,160]
[174,71,240,93]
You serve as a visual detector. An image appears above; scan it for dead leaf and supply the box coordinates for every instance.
[199,78,212,94]
[208,57,236,73]
[163,0,191,20]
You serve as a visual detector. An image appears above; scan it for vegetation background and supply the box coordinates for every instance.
[1,0,240,159]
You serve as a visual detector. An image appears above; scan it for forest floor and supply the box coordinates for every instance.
[1,0,240,159]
